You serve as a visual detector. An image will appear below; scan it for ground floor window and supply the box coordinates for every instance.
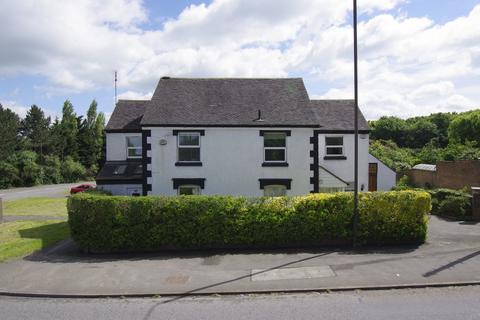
[319,187,345,193]
[178,185,201,195]
[263,185,287,197]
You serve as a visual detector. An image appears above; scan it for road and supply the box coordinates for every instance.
[1,286,480,320]
[0,182,91,200]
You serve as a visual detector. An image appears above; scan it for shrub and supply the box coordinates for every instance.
[41,155,62,184]
[428,188,472,219]
[68,191,431,252]
[61,157,87,182]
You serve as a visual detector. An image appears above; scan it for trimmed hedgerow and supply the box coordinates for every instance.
[67,191,431,252]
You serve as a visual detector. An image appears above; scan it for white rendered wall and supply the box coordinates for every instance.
[146,127,314,196]
[368,153,397,191]
[106,133,141,161]
[97,184,142,196]
[318,134,370,192]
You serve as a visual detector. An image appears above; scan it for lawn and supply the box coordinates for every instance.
[4,197,67,217]
[0,220,70,262]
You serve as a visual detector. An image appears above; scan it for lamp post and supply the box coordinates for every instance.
[352,0,360,247]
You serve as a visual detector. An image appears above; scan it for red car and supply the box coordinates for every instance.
[70,183,96,194]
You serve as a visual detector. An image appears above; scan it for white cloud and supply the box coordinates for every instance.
[0,0,478,119]
[118,90,153,100]
[1,100,59,119]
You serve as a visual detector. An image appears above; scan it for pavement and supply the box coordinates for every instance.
[0,215,479,297]
[0,182,90,200]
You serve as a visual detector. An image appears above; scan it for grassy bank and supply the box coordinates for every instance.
[0,220,70,262]
[4,197,67,217]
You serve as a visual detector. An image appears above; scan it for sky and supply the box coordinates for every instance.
[0,0,479,121]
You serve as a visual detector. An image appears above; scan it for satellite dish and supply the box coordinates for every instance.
[159,139,167,145]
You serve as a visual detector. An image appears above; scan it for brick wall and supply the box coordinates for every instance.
[407,160,480,190]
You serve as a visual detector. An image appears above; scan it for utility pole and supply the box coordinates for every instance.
[114,71,118,105]
[352,0,360,247]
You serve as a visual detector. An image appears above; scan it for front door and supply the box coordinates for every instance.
[368,163,378,192]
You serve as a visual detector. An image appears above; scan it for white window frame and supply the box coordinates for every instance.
[263,132,287,163]
[325,135,344,156]
[263,184,287,197]
[178,185,201,195]
[126,136,142,159]
[177,132,201,162]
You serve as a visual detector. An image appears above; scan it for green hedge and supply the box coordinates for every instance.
[67,191,431,252]
[428,188,472,219]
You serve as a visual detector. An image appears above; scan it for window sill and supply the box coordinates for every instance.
[262,162,289,167]
[175,162,202,166]
[323,156,347,160]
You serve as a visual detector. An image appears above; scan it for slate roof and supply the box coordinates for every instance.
[105,100,148,132]
[105,78,370,131]
[96,160,143,183]
[140,78,320,127]
[310,100,369,131]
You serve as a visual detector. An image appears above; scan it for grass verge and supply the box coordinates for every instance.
[4,197,67,217]
[0,220,70,262]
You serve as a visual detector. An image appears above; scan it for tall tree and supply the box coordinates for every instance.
[21,105,51,156]
[448,109,480,147]
[78,100,105,169]
[58,100,79,160]
[0,103,21,161]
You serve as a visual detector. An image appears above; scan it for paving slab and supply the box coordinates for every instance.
[0,216,479,296]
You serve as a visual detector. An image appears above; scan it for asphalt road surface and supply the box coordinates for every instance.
[1,286,480,320]
[0,182,91,200]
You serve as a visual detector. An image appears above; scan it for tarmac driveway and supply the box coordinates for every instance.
[0,216,479,296]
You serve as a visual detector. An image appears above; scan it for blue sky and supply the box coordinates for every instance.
[0,0,479,121]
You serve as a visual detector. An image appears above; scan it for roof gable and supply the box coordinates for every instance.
[310,100,369,131]
[105,100,147,132]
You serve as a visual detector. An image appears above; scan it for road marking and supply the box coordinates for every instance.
[251,266,335,281]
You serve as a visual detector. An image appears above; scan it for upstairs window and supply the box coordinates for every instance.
[126,136,142,158]
[178,132,201,162]
[264,132,286,162]
[325,136,344,156]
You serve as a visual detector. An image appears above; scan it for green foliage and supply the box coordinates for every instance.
[68,191,431,252]
[369,140,417,171]
[392,175,413,190]
[448,109,480,147]
[428,188,472,220]
[0,103,21,161]
[370,116,408,146]
[370,109,480,171]
[41,155,62,184]
[61,156,87,182]
[0,100,105,189]
[21,105,51,156]
[0,161,20,189]
[78,100,105,170]
[8,151,43,186]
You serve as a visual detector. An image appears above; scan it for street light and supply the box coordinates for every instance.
[352,0,360,247]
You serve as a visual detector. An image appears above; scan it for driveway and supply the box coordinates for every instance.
[0,182,91,201]
[0,216,479,296]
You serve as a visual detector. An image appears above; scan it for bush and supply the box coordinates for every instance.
[428,188,472,219]
[67,191,431,252]
[61,157,87,182]
[41,155,62,184]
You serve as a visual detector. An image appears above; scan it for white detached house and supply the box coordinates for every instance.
[96,77,371,196]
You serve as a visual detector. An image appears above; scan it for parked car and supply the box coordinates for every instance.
[70,183,96,194]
